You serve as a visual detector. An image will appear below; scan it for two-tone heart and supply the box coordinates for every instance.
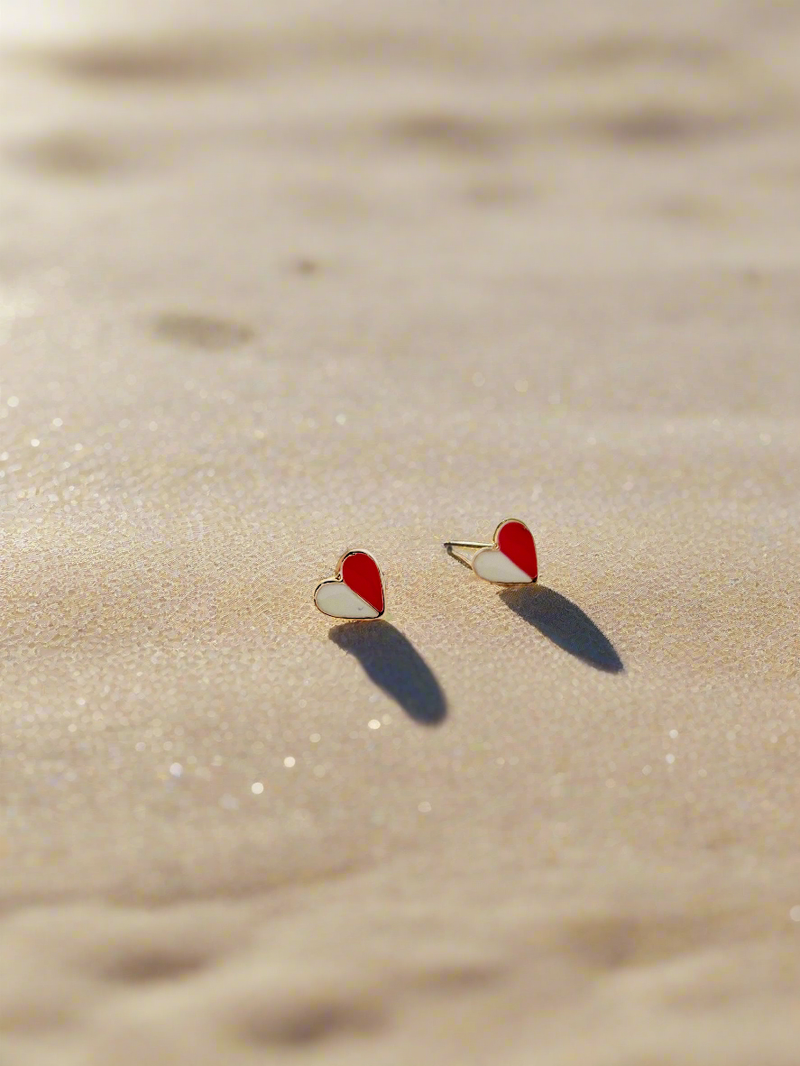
[473,519,538,584]
[314,550,385,619]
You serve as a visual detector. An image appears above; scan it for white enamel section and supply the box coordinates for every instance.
[315,581,379,619]
[473,549,533,584]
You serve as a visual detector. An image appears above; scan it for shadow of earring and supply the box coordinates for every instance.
[329,620,447,725]
[500,585,624,673]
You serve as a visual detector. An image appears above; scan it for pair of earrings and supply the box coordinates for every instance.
[314,518,538,620]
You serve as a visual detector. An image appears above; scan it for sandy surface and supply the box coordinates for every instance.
[2,0,800,1062]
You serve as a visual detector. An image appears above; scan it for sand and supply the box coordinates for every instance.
[2,0,800,1062]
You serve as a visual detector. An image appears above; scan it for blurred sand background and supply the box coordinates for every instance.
[2,0,800,1062]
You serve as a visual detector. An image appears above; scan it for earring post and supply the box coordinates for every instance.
[443,541,491,570]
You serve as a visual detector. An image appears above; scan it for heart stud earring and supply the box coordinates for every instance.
[314,549,385,619]
[444,518,538,584]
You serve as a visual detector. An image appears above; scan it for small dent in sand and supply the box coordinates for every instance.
[577,106,751,145]
[14,35,258,84]
[152,312,255,352]
[96,947,212,983]
[291,257,320,275]
[5,132,125,177]
[380,112,515,156]
[240,994,385,1046]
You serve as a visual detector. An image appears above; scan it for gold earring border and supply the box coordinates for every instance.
[313,548,386,619]
[443,518,537,586]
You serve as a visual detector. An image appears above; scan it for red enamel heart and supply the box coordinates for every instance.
[496,520,538,581]
[340,551,384,614]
